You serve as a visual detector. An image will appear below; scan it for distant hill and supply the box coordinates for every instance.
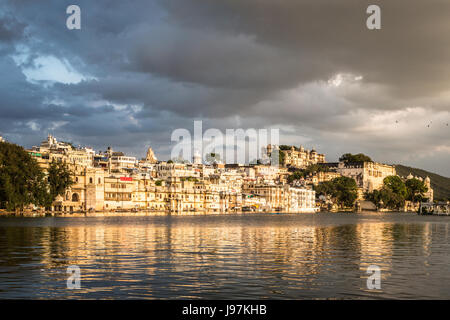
[395,164,450,201]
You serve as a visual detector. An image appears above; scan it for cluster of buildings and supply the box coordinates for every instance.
[268,144,326,168]
[324,163,433,202]
[25,135,318,214]
[323,161,398,199]
[270,144,434,205]
[1,134,434,213]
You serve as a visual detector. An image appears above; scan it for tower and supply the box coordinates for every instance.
[145,147,158,163]
[193,149,202,164]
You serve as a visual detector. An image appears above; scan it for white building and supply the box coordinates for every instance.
[110,155,137,171]
[39,134,72,152]
[155,162,200,179]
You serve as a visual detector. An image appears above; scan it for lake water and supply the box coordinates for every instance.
[0,212,449,299]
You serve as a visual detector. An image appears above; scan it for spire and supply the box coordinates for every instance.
[145,147,158,163]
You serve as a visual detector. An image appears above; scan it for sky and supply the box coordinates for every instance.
[0,0,449,176]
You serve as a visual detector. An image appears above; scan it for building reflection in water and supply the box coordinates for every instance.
[0,214,449,299]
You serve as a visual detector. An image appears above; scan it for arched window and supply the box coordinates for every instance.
[98,178,101,184]
[72,193,79,202]
[89,177,93,184]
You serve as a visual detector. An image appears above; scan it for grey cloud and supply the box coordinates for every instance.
[128,25,308,90]
[0,0,449,176]
[0,16,25,43]
[158,0,450,97]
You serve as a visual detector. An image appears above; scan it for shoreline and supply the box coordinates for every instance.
[0,209,420,218]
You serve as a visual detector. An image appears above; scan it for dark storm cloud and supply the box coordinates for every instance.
[128,26,307,90]
[158,0,450,97]
[0,0,449,175]
[0,57,54,120]
[0,16,25,42]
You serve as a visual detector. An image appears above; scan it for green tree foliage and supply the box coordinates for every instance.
[288,171,305,183]
[314,176,358,208]
[364,189,380,206]
[278,150,285,165]
[405,178,428,202]
[383,175,407,198]
[287,164,330,183]
[0,142,48,210]
[0,142,74,211]
[279,145,295,151]
[332,177,358,208]
[305,164,329,174]
[365,187,405,210]
[46,160,74,206]
[395,164,450,201]
[270,149,285,166]
[365,175,409,210]
[314,181,335,198]
[339,153,373,163]
[205,152,221,164]
[180,176,198,182]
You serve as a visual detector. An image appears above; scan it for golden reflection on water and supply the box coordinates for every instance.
[0,213,449,299]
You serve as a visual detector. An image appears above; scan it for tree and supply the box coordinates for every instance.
[332,176,358,208]
[0,142,48,211]
[381,187,405,210]
[364,189,381,206]
[275,149,285,166]
[339,153,373,163]
[367,187,404,210]
[314,177,358,209]
[406,178,428,203]
[0,143,76,211]
[314,181,335,199]
[279,145,294,151]
[287,164,329,183]
[45,160,74,207]
[365,176,407,210]
[288,171,305,183]
[205,152,221,164]
[383,176,407,198]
